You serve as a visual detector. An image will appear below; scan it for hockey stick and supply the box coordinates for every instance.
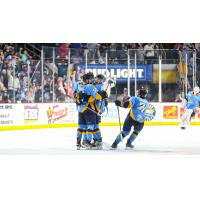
[85,106,101,116]
[114,82,122,132]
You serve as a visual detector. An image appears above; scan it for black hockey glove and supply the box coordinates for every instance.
[75,91,89,105]
[78,92,90,101]
[115,100,121,107]
[98,91,108,100]
[104,99,108,107]
[81,93,91,102]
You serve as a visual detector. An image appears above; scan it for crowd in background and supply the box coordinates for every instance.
[0,43,200,103]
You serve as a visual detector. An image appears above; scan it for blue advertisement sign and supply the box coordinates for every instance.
[80,64,153,81]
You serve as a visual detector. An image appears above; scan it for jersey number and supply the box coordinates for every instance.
[138,102,146,112]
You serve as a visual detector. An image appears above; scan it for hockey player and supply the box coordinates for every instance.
[180,86,200,129]
[73,76,85,148]
[92,74,108,148]
[75,72,108,149]
[111,87,150,149]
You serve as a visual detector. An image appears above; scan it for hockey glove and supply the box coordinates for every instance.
[115,100,121,107]
[104,99,108,107]
[98,91,108,100]
[75,91,83,105]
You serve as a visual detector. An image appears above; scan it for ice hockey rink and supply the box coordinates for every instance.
[0,126,200,155]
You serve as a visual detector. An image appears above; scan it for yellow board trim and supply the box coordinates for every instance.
[0,122,200,131]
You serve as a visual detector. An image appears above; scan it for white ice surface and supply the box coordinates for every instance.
[0,126,200,154]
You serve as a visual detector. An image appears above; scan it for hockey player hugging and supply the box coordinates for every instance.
[74,72,108,150]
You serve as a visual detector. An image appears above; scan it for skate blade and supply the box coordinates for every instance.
[88,146,103,150]
[125,147,134,150]
[110,148,117,150]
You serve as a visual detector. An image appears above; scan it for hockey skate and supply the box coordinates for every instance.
[125,141,134,149]
[84,141,93,150]
[180,123,187,130]
[76,143,82,150]
[81,140,87,149]
[180,125,187,130]
[110,141,118,149]
[91,138,103,150]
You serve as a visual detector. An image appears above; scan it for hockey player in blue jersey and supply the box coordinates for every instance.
[111,87,150,149]
[180,86,200,129]
[92,74,108,148]
[75,72,108,149]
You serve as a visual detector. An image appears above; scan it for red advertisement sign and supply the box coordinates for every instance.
[163,106,178,119]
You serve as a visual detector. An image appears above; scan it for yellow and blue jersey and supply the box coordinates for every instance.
[128,96,150,123]
[94,83,106,113]
[75,83,102,113]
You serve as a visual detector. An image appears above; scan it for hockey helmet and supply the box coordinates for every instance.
[138,87,148,99]
[96,74,105,80]
[82,72,94,82]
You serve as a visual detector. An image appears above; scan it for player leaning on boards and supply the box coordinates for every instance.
[74,72,108,150]
[180,86,200,129]
[111,88,155,149]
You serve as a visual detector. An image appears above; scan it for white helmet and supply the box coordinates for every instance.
[193,86,200,94]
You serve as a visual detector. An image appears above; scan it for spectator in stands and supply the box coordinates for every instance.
[44,76,52,102]
[56,43,69,60]
[71,51,82,64]
[0,69,8,89]
[0,50,4,70]
[144,43,155,64]
[25,87,34,103]
[7,70,14,100]
[0,91,9,103]
[153,43,159,59]
[64,79,73,100]
[10,52,20,72]
[70,43,81,49]
[108,43,117,64]
[28,58,36,78]
[87,43,98,63]
[7,70,20,102]
[13,74,20,96]
[99,43,108,61]
[75,66,85,82]
[69,43,81,57]
[4,48,12,63]
[81,43,88,60]
[195,43,200,51]
[55,79,66,102]
[118,43,127,64]
[119,88,130,102]
[0,80,7,93]
[16,74,27,102]
[19,48,30,64]
[4,44,14,52]
[137,45,145,64]
[57,60,67,77]
[113,58,119,64]
[34,84,42,102]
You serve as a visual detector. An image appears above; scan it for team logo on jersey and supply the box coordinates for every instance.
[144,104,156,121]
